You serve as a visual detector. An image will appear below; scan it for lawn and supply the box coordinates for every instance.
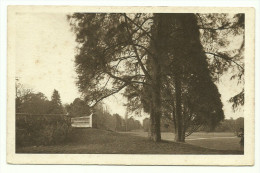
[16,128,243,154]
[123,131,242,151]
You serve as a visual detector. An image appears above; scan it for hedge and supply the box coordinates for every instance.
[16,114,71,147]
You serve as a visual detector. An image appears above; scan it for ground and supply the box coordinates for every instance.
[124,131,243,151]
[16,128,243,154]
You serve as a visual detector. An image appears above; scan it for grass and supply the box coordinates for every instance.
[16,128,243,154]
[187,138,241,151]
[123,131,243,151]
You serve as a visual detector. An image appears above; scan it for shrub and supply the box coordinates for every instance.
[16,114,71,147]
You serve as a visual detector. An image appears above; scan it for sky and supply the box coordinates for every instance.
[15,13,243,120]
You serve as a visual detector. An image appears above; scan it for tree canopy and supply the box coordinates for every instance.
[15,82,65,115]
[65,98,91,117]
[68,13,244,142]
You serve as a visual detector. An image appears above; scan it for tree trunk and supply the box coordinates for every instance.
[181,116,186,142]
[147,14,167,142]
[172,105,177,134]
[149,57,162,142]
[174,73,184,142]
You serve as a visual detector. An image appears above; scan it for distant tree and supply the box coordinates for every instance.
[15,78,52,114]
[126,116,141,131]
[113,113,123,131]
[90,102,140,132]
[66,98,91,117]
[205,117,244,133]
[48,89,64,114]
[143,118,150,132]
[15,77,33,113]
[18,92,50,114]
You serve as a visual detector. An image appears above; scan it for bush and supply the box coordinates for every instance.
[16,114,71,147]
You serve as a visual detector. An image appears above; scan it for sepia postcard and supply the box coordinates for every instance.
[7,6,255,165]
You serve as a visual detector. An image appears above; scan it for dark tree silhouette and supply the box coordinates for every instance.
[68,13,242,142]
[49,89,64,114]
[196,13,245,110]
[68,13,164,141]
[124,14,225,142]
[65,98,91,117]
[15,78,52,114]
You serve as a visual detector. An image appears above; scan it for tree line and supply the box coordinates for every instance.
[15,80,141,132]
[65,98,142,131]
[143,117,244,134]
[15,80,71,147]
[16,79,64,115]
[68,13,244,142]
[92,103,142,131]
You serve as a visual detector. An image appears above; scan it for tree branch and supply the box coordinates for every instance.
[124,14,152,81]
[105,71,150,86]
[123,14,153,40]
[205,52,244,71]
[132,44,155,59]
[196,14,236,31]
[185,123,203,137]
[90,83,128,108]
[199,26,235,31]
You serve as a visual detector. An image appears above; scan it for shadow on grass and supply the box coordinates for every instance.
[16,128,244,155]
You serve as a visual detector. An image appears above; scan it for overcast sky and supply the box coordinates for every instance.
[15,13,243,119]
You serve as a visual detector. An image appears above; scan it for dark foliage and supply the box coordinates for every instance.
[68,13,244,142]
[197,13,245,109]
[48,89,64,114]
[65,98,91,117]
[16,114,71,147]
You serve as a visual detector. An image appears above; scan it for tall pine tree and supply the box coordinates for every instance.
[49,89,64,114]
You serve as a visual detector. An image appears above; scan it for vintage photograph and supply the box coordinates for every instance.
[7,6,255,165]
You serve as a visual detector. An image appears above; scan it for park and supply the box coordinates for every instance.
[15,12,245,154]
